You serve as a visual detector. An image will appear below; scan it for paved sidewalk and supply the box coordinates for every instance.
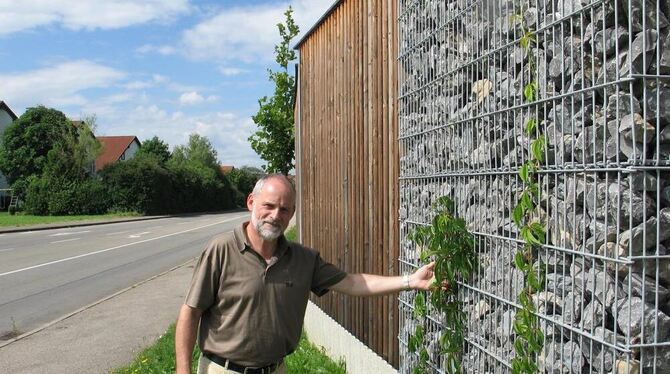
[0,260,196,373]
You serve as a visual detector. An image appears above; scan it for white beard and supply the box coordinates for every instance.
[251,209,283,240]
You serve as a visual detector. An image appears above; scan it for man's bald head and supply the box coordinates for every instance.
[252,174,296,199]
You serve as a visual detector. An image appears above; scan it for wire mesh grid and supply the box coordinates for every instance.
[397,0,670,373]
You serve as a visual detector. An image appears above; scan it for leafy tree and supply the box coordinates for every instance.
[62,115,101,179]
[227,166,265,206]
[0,106,75,195]
[20,115,102,215]
[249,6,299,175]
[138,136,171,164]
[171,133,220,172]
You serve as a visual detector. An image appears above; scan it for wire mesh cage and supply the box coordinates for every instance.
[398,0,670,373]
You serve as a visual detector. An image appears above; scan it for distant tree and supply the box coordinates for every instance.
[0,106,75,195]
[249,6,299,175]
[137,136,171,164]
[171,133,220,172]
[228,165,265,197]
[67,115,102,179]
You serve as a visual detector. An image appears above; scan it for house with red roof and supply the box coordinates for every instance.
[95,136,142,172]
[219,165,235,175]
[0,101,19,197]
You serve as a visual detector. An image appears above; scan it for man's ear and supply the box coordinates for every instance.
[246,193,255,211]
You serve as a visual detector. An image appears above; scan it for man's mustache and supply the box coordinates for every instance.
[262,220,280,227]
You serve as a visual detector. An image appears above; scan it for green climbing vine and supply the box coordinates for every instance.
[407,196,477,373]
[510,8,547,374]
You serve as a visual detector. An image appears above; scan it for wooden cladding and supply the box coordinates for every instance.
[295,0,399,367]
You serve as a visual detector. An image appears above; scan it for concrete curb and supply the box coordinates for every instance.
[0,259,195,349]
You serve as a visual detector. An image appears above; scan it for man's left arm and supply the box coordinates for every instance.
[330,262,439,296]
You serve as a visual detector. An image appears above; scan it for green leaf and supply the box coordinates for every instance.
[519,290,531,308]
[414,293,427,318]
[525,118,538,135]
[523,84,534,102]
[521,225,541,245]
[523,81,538,102]
[514,251,528,271]
[514,339,526,355]
[520,190,535,211]
[529,222,546,244]
[528,271,541,291]
[519,163,530,183]
[512,203,524,226]
[531,135,546,163]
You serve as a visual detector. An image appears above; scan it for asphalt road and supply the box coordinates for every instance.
[0,211,249,341]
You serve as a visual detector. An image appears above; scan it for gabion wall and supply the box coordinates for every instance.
[398,0,670,372]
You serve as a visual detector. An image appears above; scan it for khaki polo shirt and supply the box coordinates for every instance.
[185,223,347,367]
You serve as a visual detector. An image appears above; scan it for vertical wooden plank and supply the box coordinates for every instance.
[391,0,399,365]
[340,1,352,329]
[380,0,389,360]
[389,0,397,363]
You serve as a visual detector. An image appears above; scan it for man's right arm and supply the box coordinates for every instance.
[175,304,203,374]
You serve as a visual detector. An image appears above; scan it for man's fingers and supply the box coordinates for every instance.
[425,261,436,271]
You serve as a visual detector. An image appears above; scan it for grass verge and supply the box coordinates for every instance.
[0,211,141,227]
[285,225,298,241]
[114,324,346,374]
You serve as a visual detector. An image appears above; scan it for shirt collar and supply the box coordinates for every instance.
[234,222,290,257]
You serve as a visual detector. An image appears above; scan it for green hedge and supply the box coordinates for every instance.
[100,157,236,215]
[23,157,238,216]
[24,177,110,215]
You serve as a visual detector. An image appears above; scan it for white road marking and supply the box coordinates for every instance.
[0,248,15,253]
[0,214,247,277]
[128,231,151,238]
[50,238,81,244]
[48,230,91,237]
[105,230,129,236]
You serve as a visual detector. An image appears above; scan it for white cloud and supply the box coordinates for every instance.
[179,91,204,105]
[124,81,152,90]
[0,0,190,35]
[152,74,168,83]
[123,73,172,90]
[136,44,177,55]
[0,60,126,111]
[219,67,248,76]
[179,0,333,63]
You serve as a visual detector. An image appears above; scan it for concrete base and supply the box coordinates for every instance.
[303,301,398,374]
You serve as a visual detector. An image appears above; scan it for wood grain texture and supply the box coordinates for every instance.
[294,0,399,367]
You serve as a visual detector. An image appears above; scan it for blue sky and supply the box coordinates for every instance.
[0,0,332,167]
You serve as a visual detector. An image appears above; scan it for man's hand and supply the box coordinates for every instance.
[410,262,450,291]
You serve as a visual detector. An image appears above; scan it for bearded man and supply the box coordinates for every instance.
[175,174,436,374]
